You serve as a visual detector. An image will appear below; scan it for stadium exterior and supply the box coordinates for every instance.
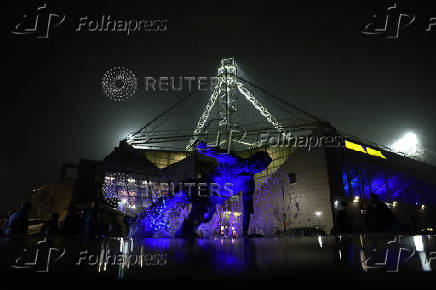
[31,126,436,237]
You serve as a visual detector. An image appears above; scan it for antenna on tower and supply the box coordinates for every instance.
[186,58,284,150]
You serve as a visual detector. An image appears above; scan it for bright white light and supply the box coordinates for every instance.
[413,235,424,252]
[317,236,323,248]
[315,211,322,217]
[353,196,360,203]
[391,132,422,158]
[126,133,134,143]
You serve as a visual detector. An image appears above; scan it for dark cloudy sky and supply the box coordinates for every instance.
[2,0,436,213]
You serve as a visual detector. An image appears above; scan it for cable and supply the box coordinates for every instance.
[130,90,197,137]
[237,76,323,123]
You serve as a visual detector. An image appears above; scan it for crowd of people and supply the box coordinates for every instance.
[0,194,421,237]
[332,193,419,234]
[1,202,133,237]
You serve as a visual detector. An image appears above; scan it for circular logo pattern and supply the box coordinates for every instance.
[102,67,138,102]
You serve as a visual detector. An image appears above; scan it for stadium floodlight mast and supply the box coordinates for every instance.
[186,58,284,150]
[390,132,424,159]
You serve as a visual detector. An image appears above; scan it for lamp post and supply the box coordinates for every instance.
[315,211,322,226]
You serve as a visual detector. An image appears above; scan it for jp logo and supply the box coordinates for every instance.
[11,3,65,39]
[102,67,138,102]
[208,129,247,154]
[361,3,415,39]
[11,238,65,272]
[360,236,417,272]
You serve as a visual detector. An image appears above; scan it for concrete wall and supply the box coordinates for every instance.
[252,147,334,235]
[30,179,75,221]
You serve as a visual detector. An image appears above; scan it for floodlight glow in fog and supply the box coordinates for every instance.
[391,132,422,158]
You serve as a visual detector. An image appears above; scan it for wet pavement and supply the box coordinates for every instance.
[1,235,435,286]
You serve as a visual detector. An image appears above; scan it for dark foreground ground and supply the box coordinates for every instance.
[0,235,435,288]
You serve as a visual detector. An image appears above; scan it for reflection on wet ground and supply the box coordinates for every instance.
[1,235,435,280]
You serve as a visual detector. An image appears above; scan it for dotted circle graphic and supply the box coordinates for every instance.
[102,67,138,102]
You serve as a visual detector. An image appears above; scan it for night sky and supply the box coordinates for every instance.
[2,0,436,213]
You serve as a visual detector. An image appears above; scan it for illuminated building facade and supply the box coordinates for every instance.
[31,131,436,237]
[327,138,436,232]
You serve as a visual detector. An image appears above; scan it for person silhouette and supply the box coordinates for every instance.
[333,201,352,234]
[61,207,82,235]
[365,193,395,232]
[4,202,31,236]
[43,212,60,236]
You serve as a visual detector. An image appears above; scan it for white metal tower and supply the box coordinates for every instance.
[186,58,283,150]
